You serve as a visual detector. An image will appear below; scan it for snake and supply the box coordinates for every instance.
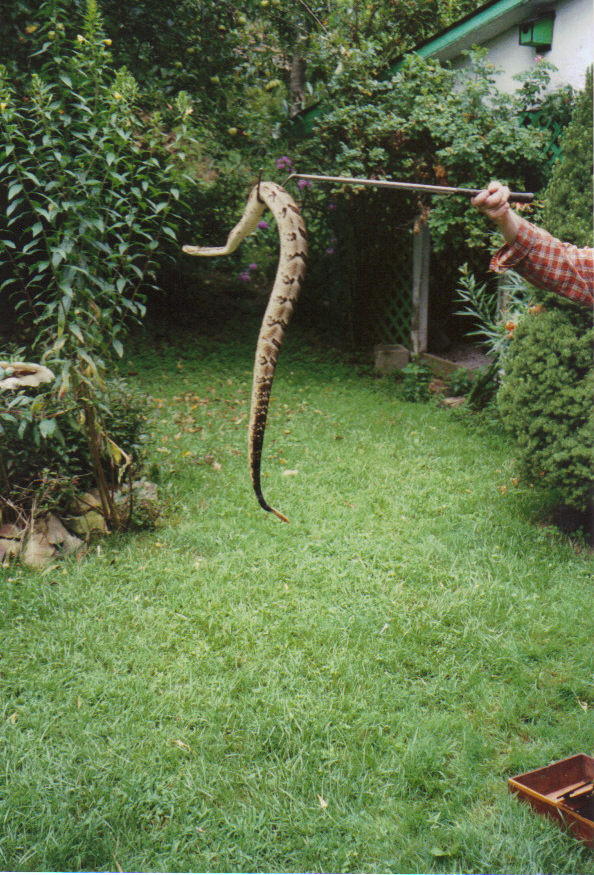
[183,181,307,523]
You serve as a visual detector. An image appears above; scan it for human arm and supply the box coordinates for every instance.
[472,181,594,308]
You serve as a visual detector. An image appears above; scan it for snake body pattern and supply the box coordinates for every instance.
[183,181,307,522]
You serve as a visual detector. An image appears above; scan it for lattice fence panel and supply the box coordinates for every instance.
[351,220,413,348]
[301,194,416,349]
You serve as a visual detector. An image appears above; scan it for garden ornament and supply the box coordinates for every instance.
[0,362,54,391]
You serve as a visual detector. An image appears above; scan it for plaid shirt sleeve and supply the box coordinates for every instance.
[490,220,594,308]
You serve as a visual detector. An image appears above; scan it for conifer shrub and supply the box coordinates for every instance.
[542,66,593,247]
[497,70,593,527]
[498,306,593,514]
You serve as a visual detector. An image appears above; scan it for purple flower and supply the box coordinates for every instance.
[238,271,251,283]
[297,178,312,191]
[276,156,294,170]
[257,220,269,230]
[326,247,335,256]
[249,263,258,271]
[328,202,336,210]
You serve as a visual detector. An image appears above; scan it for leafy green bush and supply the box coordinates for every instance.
[295,50,554,255]
[542,66,593,246]
[0,3,188,373]
[0,0,189,528]
[447,368,474,397]
[498,307,593,513]
[0,375,148,521]
[400,360,432,402]
[286,51,557,343]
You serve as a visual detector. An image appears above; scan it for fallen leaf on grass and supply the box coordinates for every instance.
[431,847,448,857]
[431,844,459,858]
[282,469,299,477]
[170,739,191,751]
[317,794,328,809]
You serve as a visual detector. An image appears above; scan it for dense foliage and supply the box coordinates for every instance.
[497,73,593,522]
[0,0,190,527]
[0,375,147,521]
[3,1,488,108]
[498,307,593,515]
[283,51,558,342]
[542,66,593,246]
[295,51,554,253]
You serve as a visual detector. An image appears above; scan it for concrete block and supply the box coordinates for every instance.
[374,344,410,375]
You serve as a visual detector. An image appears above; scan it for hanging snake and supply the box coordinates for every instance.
[183,181,307,523]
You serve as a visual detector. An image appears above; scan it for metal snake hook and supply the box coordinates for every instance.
[285,172,534,203]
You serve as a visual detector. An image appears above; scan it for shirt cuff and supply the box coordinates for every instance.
[489,221,546,275]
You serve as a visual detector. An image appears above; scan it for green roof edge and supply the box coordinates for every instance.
[402,0,531,61]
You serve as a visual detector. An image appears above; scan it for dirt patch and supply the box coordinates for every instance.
[439,342,493,371]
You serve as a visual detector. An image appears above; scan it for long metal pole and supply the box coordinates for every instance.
[286,173,534,204]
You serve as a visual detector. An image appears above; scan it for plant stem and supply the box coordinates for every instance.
[82,398,119,531]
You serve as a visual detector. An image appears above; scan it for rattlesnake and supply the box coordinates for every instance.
[183,181,307,522]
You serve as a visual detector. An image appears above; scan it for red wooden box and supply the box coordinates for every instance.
[509,754,594,847]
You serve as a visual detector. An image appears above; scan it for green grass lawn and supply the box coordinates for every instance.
[1,321,593,873]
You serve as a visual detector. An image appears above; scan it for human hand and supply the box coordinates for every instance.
[471,181,511,221]
[472,181,521,244]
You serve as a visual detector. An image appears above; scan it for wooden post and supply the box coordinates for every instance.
[411,218,430,354]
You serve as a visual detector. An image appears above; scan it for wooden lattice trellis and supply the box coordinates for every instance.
[361,225,413,346]
[348,215,429,350]
[305,194,429,350]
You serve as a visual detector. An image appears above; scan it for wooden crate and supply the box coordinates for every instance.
[509,754,594,846]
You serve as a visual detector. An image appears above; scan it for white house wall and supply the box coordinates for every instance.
[466,0,592,93]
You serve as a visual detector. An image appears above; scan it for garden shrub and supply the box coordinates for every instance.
[288,51,557,344]
[0,0,191,529]
[498,307,593,514]
[542,66,593,247]
[447,368,474,397]
[0,375,147,522]
[496,71,593,523]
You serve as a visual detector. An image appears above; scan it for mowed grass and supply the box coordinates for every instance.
[1,321,593,873]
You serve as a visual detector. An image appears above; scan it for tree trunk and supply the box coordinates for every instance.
[289,54,307,117]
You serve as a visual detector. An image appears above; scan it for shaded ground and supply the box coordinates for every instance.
[440,341,494,371]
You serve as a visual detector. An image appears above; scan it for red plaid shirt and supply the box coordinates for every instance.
[490,220,594,309]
